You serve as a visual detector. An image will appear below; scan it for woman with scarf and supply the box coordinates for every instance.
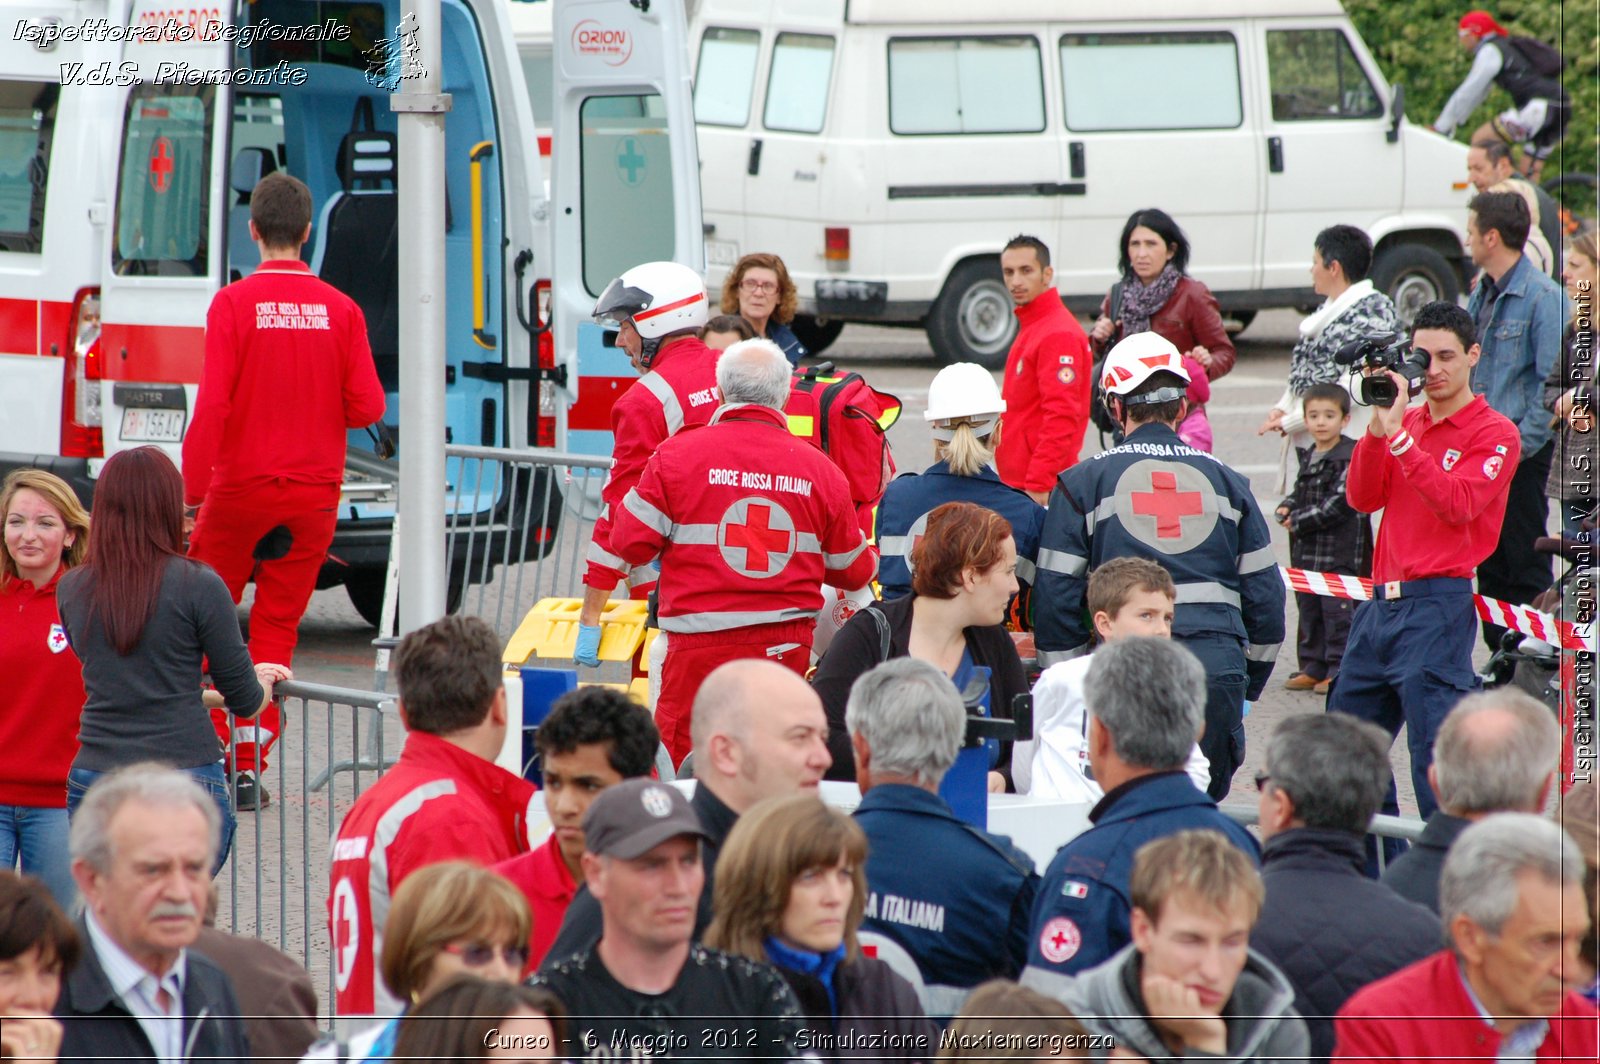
[706,794,937,1061]
[1256,225,1397,491]
[1089,208,1232,450]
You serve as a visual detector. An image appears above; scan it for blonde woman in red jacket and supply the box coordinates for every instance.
[0,470,90,910]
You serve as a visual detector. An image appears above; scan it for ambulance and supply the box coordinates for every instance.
[0,0,703,623]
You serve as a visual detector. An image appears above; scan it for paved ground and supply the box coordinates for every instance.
[234,310,1496,1017]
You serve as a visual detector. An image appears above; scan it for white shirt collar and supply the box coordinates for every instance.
[85,907,187,1002]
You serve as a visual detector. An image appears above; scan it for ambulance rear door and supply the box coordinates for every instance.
[551,0,703,460]
[97,2,235,468]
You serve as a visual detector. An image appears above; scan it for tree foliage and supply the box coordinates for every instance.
[1343,0,1597,181]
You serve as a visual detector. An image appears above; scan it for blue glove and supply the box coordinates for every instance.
[575,623,602,667]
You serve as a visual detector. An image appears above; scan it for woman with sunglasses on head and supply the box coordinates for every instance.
[302,862,533,1062]
[721,253,809,366]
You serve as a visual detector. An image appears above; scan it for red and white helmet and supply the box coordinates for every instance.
[1100,331,1191,403]
[593,261,708,367]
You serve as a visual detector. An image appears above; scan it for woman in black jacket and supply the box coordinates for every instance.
[812,501,1028,789]
[705,794,937,1062]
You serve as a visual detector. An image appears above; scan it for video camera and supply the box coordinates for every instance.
[1333,332,1430,407]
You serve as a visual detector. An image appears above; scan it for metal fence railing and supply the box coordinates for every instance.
[1219,802,1427,875]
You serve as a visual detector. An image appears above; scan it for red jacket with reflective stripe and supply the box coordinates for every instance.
[996,293,1093,493]
[183,260,386,506]
[584,337,722,591]
[610,404,876,633]
[328,731,538,1018]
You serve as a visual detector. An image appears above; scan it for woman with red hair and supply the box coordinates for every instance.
[55,446,284,870]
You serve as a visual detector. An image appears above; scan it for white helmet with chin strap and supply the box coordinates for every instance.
[592,261,709,368]
[1100,331,1191,408]
[924,362,1006,441]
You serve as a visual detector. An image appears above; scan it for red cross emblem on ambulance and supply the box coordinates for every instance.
[718,498,796,579]
[149,136,176,194]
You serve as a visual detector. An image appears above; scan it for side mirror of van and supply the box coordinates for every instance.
[1387,84,1405,144]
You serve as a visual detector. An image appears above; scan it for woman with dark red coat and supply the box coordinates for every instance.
[0,470,90,910]
[1090,208,1233,450]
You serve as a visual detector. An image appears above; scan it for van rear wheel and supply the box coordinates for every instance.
[1371,244,1459,329]
[790,315,845,356]
[927,260,1017,370]
[345,568,465,629]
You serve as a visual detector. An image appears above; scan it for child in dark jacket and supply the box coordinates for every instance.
[1275,384,1373,694]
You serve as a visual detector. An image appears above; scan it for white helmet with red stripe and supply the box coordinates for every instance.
[1100,331,1191,403]
[593,261,708,368]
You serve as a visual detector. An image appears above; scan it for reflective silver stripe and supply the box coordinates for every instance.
[621,488,672,537]
[673,522,720,545]
[585,538,627,570]
[1175,582,1242,609]
[660,606,817,633]
[878,534,911,555]
[1237,545,1277,574]
[1036,645,1090,666]
[1015,556,1037,585]
[626,566,657,589]
[1020,965,1075,1001]
[1037,548,1088,577]
[637,372,685,435]
[1216,497,1240,522]
[922,984,974,1020]
[823,536,869,569]
[1083,497,1118,535]
[1246,641,1282,663]
[361,778,457,1017]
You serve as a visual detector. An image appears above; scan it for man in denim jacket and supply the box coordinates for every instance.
[1464,190,1567,656]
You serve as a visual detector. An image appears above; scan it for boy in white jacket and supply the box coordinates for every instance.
[1017,557,1210,798]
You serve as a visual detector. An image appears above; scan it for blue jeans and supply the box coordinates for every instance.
[66,762,235,877]
[0,804,75,912]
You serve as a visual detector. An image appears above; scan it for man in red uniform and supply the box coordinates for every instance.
[184,172,386,808]
[1331,301,1519,825]
[576,261,721,668]
[1335,814,1596,1061]
[493,686,659,968]
[327,616,537,1021]
[610,339,876,764]
[994,235,1093,504]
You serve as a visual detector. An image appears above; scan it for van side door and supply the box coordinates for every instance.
[98,6,234,469]
[551,0,703,460]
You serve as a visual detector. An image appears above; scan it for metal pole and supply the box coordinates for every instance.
[394,2,450,631]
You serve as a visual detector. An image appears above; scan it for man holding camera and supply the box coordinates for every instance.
[1330,302,1519,822]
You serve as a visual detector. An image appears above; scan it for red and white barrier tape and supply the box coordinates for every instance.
[1280,566,1596,654]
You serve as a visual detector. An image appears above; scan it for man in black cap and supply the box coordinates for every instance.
[528,779,813,1059]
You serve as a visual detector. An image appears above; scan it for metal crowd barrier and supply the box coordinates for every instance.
[219,680,396,1025]
[1219,802,1427,875]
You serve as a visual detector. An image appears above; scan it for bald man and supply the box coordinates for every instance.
[538,659,831,969]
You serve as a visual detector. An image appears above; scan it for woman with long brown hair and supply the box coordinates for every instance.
[0,470,91,908]
[54,446,282,870]
[706,794,935,1060]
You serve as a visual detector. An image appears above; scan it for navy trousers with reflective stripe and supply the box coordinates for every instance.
[1177,632,1248,801]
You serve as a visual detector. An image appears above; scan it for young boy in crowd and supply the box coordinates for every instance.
[1275,383,1373,695]
[1017,557,1210,799]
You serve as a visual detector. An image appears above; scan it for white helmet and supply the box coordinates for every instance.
[593,261,709,367]
[924,362,1006,439]
[1100,331,1191,404]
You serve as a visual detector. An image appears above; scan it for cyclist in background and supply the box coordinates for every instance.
[1434,11,1569,183]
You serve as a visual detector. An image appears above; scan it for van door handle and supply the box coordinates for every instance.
[1069,141,1085,179]
[1267,136,1284,173]
[747,138,763,176]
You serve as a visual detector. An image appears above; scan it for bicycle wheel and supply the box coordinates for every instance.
[1542,172,1597,238]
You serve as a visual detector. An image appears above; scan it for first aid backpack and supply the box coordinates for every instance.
[785,363,902,509]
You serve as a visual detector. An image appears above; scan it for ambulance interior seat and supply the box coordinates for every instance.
[227,147,276,282]
[312,101,400,390]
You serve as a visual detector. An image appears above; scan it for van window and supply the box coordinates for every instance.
[580,94,675,296]
[1060,33,1241,131]
[1266,30,1382,121]
[889,36,1044,135]
[0,80,57,254]
[113,84,213,277]
[764,33,835,134]
[694,27,760,127]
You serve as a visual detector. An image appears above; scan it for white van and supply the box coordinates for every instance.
[689,0,1473,366]
[0,0,702,622]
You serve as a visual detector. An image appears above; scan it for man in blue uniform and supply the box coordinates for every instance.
[1034,333,1285,799]
[848,657,1038,1013]
[1025,637,1259,980]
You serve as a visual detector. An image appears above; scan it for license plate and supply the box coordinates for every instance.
[706,239,738,268]
[120,406,186,442]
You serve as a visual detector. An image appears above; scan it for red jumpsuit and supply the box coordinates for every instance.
[328,731,538,1018]
[995,293,1093,494]
[610,404,877,762]
[184,259,386,773]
